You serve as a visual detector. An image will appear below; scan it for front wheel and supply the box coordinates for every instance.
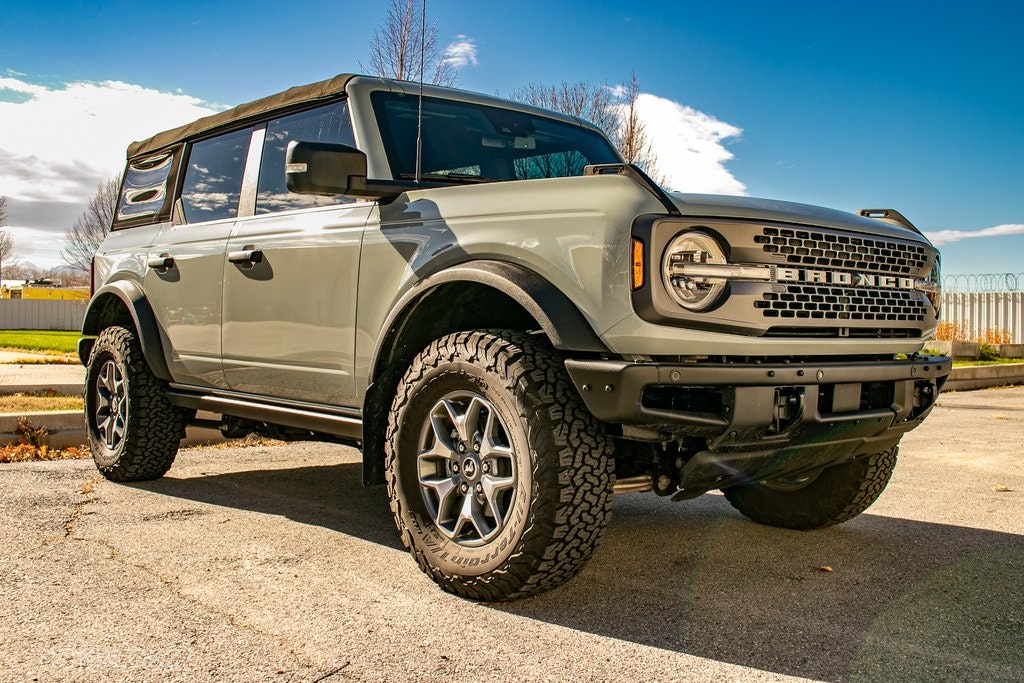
[85,326,188,481]
[385,330,613,601]
[722,446,899,530]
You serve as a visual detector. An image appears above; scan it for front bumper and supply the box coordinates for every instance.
[565,355,951,491]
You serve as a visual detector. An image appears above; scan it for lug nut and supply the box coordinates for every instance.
[473,443,480,453]
[460,483,469,493]
[475,483,483,494]
[481,462,490,474]
[458,443,466,453]
[451,463,460,473]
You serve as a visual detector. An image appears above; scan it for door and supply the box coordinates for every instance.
[220,100,372,406]
[143,127,252,388]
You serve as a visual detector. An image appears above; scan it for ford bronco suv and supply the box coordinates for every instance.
[80,74,950,601]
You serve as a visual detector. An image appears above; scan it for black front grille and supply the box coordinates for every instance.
[754,227,927,277]
[755,284,928,322]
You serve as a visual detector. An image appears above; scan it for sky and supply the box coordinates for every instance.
[1,0,1021,277]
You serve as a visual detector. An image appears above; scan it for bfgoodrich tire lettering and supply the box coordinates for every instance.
[385,330,613,601]
[722,446,899,530]
[85,326,187,481]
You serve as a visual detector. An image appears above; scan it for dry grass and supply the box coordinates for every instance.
[0,393,83,412]
[934,322,1014,344]
[0,443,90,463]
[184,434,285,450]
[0,350,80,364]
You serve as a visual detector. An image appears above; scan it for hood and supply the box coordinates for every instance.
[668,192,929,244]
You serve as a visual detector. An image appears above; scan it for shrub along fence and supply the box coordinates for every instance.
[0,300,87,331]
[939,288,1023,345]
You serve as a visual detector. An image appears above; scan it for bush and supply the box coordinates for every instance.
[978,344,1001,361]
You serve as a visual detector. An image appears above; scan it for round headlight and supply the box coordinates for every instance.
[662,232,727,311]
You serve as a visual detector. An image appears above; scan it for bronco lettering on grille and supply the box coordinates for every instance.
[775,267,916,290]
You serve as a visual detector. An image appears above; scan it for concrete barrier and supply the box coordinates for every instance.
[928,341,981,359]
[998,344,1024,358]
[944,363,1024,392]
[0,410,230,449]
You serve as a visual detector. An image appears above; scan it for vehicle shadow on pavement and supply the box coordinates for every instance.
[135,460,1023,682]
[132,459,404,551]
[501,493,1024,682]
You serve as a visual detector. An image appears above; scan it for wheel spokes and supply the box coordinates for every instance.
[416,390,518,547]
[94,360,127,450]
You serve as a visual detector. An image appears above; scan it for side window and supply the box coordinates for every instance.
[180,127,251,223]
[116,151,175,221]
[256,101,356,214]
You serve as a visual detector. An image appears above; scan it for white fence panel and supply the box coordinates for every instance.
[0,300,87,331]
[940,291,1024,343]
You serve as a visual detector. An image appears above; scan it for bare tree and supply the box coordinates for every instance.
[510,73,665,184]
[366,0,458,86]
[613,71,663,181]
[62,177,119,275]
[510,81,619,134]
[0,195,14,281]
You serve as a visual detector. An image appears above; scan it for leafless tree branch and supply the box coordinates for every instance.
[365,0,458,86]
[510,72,665,185]
[62,177,119,275]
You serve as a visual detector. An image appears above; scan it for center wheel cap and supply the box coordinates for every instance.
[461,457,478,480]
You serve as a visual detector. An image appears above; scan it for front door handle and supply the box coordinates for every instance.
[227,248,264,265]
[147,254,174,270]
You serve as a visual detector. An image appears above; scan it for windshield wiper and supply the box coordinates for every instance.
[399,173,497,184]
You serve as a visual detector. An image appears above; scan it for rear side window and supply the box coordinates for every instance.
[116,152,175,222]
[256,100,356,213]
[180,127,251,223]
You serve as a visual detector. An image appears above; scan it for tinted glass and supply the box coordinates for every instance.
[371,92,620,182]
[256,101,356,213]
[180,128,251,223]
[117,151,174,220]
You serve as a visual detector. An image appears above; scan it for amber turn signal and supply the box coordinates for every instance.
[631,238,645,290]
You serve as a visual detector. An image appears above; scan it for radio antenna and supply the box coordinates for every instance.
[414,0,426,184]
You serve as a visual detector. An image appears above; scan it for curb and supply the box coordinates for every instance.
[944,363,1024,392]
[0,410,229,449]
[2,384,84,396]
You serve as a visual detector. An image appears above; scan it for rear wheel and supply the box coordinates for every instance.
[385,330,613,601]
[722,447,899,530]
[85,326,188,481]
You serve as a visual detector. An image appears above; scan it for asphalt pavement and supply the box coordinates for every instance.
[0,353,84,392]
[2,386,1022,682]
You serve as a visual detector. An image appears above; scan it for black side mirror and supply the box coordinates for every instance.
[285,141,415,200]
[285,141,368,196]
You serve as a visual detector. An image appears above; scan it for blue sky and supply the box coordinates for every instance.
[1,0,1021,276]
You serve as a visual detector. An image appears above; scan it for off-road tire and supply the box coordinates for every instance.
[385,330,613,601]
[85,326,187,481]
[722,446,899,530]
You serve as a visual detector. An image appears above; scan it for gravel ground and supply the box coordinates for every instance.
[1,386,1022,682]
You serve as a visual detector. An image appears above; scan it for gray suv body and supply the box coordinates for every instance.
[80,74,950,600]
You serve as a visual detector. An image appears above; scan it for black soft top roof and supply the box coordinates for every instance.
[126,73,354,159]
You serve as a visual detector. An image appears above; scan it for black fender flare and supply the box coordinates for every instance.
[81,280,173,381]
[362,260,610,486]
[372,259,608,372]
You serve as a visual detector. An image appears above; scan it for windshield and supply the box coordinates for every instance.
[371,91,621,183]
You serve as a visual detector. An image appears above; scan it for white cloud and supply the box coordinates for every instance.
[925,224,1024,247]
[0,77,223,267]
[623,92,746,195]
[442,35,478,68]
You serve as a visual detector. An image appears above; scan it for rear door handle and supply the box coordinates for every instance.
[147,254,174,270]
[227,249,263,265]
